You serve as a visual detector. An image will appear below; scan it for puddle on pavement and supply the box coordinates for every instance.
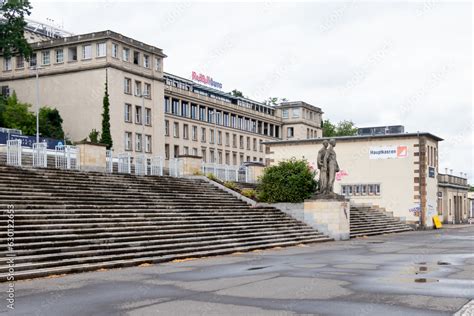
[414,278,439,283]
[247,266,270,271]
[437,261,451,265]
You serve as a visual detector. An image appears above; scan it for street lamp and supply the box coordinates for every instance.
[31,65,44,144]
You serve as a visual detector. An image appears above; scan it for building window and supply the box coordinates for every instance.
[124,103,132,122]
[145,108,151,125]
[201,128,206,143]
[225,152,230,165]
[145,135,152,153]
[210,130,215,144]
[218,131,222,145]
[199,106,206,121]
[287,127,294,138]
[143,54,150,68]
[253,138,257,151]
[192,126,198,141]
[28,53,37,67]
[181,102,189,117]
[174,145,179,158]
[259,140,263,152]
[225,133,230,146]
[124,78,131,94]
[42,51,50,65]
[144,83,151,98]
[135,133,142,152]
[55,49,64,63]
[183,124,189,139]
[165,144,170,160]
[68,47,77,62]
[201,148,207,162]
[233,134,237,148]
[292,108,300,118]
[218,151,223,164]
[282,109,288,118]
[124,132,132,151]
[164,97,170,113]
[165,120,169,136]
[96,42,106,57]
[135,81,142,96]
[135,106,142,124]
[239,136,244,149]
[172,99,179,115]
[82,45,92,59]
[192,148,198,156]
[191,104,197,119]
[112,43,119,58]
[133,51,140,65]
[246,137,251,150]
[123,47,130,61]
[210,149,215,163]
[15,56,24,69]
[173,122,179,138]
[155,57,161,71]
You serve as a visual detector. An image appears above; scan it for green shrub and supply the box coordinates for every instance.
[206,173,218,182]
[224,181,238,190]
[241,188,257,199]
[257,158,316,203]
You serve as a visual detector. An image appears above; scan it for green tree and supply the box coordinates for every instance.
[263,97,288,106]
[2,92,35,134]
[0,0,33,59]
[88,129,100,143]
[39,106,64,139]
[231,89,243,97]
[99,78,113,149]
[323,119,358,137]
[0,94,7,127]
[257,158,317,203]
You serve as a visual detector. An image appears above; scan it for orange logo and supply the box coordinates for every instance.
[397,146,408,158]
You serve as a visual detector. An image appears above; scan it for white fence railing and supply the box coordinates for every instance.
[117,152,132,174]
[134,154,148,176]
[169,158,182,177]
[150,156,164,176]
[201,163,240,182]
[106,150,113,173]
[32,143,47,168]
[6,139,22,167]
[55,145,79,170]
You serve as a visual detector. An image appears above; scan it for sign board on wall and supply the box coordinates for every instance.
[369,146,408,160]
[191,71,223,89]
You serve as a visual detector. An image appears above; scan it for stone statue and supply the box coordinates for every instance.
[324,139,340,194]
[317,140,329,194]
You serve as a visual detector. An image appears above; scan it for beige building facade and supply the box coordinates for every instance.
[0,30,166,155]
[265,133,443,227]
[437,173,470,223]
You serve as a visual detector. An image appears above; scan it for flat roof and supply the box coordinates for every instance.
[263,132,444,145]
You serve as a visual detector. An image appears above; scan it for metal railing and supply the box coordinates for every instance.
[54,145,79,170]
[150,156,164,176]
[169,158,182,177]
[202,162,240,182]
[6,140,22,167]
[134,154,148,176]
[32,143,47,168]
[117,152,131,174]
[106,150,113,173]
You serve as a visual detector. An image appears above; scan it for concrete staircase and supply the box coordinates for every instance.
[0,165,332,281]
[350,204,413,238]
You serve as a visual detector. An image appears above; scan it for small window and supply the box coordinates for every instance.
[143,55,150,68]
[112,43,119,58]
[201,128,206,143]
[145,135,152,153]
[82,45,92,59]
[55,49,64,63]
[173,122,179,138]
[42,51,50,65]
[124,103,132,122]
[96,42,106,57]
[135,106,142,124]
[282,109,289,118]
[133,51,140,65]
[183,124,189,139]
[145,108,151,125]
[68,47,77,62]
[165,144,170,160]
[135,133,142,152]
[123,48,130,61]
[155,57,161,71]
[292,108,300,118]
[15,56,24,69]
[165,120,169,136]
[124,132,132,151]
[134,81,142,96]
[192,126,198,141]
[144,83,151,98]
[30,53,37,67]
[287,127,294,138]
[3,57,11,71]
[124,78,131,94]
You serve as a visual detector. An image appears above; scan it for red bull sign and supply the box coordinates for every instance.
[192,71,223,89]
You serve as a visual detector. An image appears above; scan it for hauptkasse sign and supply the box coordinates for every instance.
[369,146,408,160]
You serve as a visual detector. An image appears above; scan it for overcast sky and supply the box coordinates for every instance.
[30,1,473,182]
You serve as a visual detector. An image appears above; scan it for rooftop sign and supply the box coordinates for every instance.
[192,71,223,89]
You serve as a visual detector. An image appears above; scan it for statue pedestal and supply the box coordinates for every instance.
[303,199,350,241]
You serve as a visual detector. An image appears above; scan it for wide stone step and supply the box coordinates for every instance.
[0,237,332,282]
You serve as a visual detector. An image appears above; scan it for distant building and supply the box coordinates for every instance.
[265,132,443,228]
[437,173,470,223]
[358,125,404,136]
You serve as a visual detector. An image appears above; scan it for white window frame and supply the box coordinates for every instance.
[42,51,50,65]
[96,42,107,57]
[112,43,119,58]
[4,57,12,71]
[124,103,132,122]
[123,47,130,61]
[82,44,92,60]
[124,132,132,151]
[145,108,151,126]
[145,135,152,153]
[135,105,142,124]
[135,133,142,152]
[143,54,150,68]
[55,49,64,63]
